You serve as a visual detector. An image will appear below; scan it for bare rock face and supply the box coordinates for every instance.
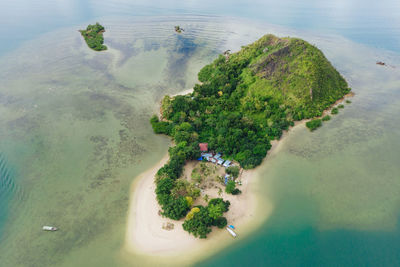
[252,45,291,78]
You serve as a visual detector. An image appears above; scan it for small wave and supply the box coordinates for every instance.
[0,154,23,204]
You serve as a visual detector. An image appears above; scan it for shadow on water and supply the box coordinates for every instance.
[166,34,201,88]
[197,195,400,267]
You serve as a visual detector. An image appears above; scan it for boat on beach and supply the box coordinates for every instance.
[42,226,58,231]
[226,227,237,237]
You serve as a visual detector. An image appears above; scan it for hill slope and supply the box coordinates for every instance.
[245,35,349,119]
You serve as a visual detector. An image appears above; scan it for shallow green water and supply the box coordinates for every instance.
[0,16,223,266]
[0,4,399,267]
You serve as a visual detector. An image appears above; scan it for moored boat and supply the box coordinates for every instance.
[226,227,237,237]
[42,226,57,231]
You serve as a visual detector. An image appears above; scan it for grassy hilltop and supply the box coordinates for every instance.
[150,34,350,237]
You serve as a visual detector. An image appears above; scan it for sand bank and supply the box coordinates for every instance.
[124,152,274,263]
[124,87,276,263]
[123,118,307,264]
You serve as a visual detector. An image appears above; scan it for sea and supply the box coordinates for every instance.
[0,0,399,266]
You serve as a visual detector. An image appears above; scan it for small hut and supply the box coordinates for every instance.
[199,143,208,152]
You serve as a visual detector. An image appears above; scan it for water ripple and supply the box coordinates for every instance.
[0,153,25,242]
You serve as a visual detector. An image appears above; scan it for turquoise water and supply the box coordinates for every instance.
[1,1,400,266]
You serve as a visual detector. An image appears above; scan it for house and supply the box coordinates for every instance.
[201,153,212,161]
[199,143,208,152]
[223,160,231,168]
[217,159,224,165]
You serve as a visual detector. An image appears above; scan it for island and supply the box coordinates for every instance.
[175,26,184,33]
[79,23,107,51]
[144,34,352,241]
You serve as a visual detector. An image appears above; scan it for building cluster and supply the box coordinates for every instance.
[198,143,241,186]
[198,143,232,168]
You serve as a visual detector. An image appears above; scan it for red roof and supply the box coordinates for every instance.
[199,143,208,152]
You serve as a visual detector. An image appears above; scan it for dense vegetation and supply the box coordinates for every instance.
[322,115,331,121]
[79,23,107,51]
[153,141,199,220]
[306,119,322,131]
[150,34,350,238]
[182,198,230,238]
[226,166,240,178]
[331,107,339,114]
[225,180,241,195]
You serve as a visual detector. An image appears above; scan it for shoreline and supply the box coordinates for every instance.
[124,150,274,262]
[123,89,354,263]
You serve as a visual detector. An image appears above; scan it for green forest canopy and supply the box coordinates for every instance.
[79,23,107,51]
[150,34,350,237]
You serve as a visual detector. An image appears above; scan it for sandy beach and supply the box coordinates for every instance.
[123,122,304,263]
[124,152,274,262]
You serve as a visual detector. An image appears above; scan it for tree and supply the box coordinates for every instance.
[212,217,227,229]
[182,206,213,238]
[226,166,240,178]
[225,180,236,194]
[208,204,223,219]
[208,198,230,212]
[232,188,241,195]
[161,196,189,220]
[305,119,322,131]
[155,178,174,205]
[185,206,200,220]
[185,196,193,207]
[150,115,171,134]
[322,115,331,121]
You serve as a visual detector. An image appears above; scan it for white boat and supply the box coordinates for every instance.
[42,226,58,231]
[226,227,237,237]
